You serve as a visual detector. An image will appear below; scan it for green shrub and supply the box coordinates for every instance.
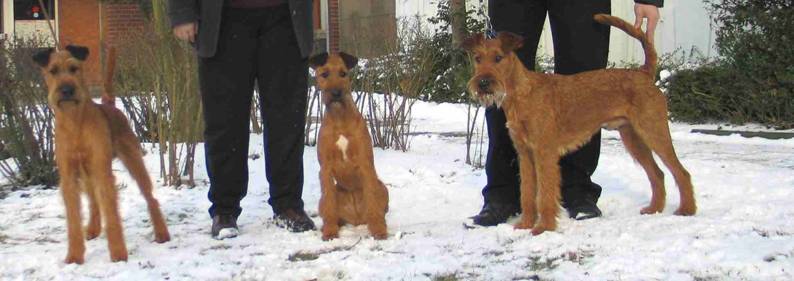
[420,0,486,103]
[665,0,794,128]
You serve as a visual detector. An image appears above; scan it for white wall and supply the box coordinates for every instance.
[2,0,14,36]
[396,0,717,64]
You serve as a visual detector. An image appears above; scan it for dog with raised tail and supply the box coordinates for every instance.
[33,45,170,264]
[310,52,389,241]
[462,14,696,235]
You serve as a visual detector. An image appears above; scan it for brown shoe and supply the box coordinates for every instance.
[211,214,239,240]
[273,209,316,232]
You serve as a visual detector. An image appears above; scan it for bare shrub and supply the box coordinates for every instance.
[0,36,57,187]
[114,0,202,187]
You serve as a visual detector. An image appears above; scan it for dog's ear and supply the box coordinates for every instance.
[308,53,329,70]
[497,32,524,53]
[65,45,89,61]
[461,33,484,52]
[338,52,359,70]
[32,48,55,68]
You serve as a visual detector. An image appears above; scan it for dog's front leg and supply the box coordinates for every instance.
[319,168,340,241]
[515,149,538,230]
[532,151,561,235]
[91,157,128,262]
[59,162,85,264]
[362,174,388,240]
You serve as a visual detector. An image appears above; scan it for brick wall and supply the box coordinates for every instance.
[56,1,145,88]
[57,0,102,87]
[102,3,145,46]
[328,0,339,53]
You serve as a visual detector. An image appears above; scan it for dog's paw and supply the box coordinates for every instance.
[110,252,128,263]
[85,227,100,240]
[321,233,339,241]
[154,231,171,243]
[64,254,85,265]
[673,205,696,216]
[640,206,663,215]
[109,246,128,262]
[531,227,547,236]
[530,221,556,236]
[370,228,389,240]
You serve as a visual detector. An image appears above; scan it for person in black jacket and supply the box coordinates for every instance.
[471,0,664,226]
[168,0,316,239]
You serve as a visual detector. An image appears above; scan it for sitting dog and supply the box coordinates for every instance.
[309,52,389,240]
[462,14,697,235]
[33,45,170,264]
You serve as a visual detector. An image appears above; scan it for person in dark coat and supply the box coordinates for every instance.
[168,0,316,239]
[471,0,664,226]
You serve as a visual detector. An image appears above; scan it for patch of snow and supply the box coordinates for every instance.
[0,99,792,280]
[215,228,239,240]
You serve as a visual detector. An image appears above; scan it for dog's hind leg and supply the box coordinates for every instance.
[363,175,388,240]
[631,113,696,216]
[377,179,389,214]
[116,136,170,243]
[59,161,86,264]
[618,125,666,214]
[319,168,340,240]
[85,182,102,240]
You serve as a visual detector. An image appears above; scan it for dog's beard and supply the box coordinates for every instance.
[469,85,507,108]
[325,99,348,112]
[475,91,507,108]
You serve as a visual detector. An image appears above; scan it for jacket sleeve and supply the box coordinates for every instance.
[167,0,199,28]
[634,0,664,8]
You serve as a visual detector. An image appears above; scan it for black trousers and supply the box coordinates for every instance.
[199,6,308,218]
[482,0,611,207]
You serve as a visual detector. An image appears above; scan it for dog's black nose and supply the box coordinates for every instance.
[478,79,491,90]
[59,85,75,98]
[330,89,343,99]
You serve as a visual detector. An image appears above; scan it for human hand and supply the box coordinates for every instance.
[634,3,660,44]
[173,22,197,43]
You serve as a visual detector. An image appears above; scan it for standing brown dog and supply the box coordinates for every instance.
[462,15,696,235]
[310,52,389,241]
[33,45,170,264]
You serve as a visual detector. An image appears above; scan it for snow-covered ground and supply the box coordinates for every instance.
[1,100,793,281]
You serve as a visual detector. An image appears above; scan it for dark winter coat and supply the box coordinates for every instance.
[167,0,313,58]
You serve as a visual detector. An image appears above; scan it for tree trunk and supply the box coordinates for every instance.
[450,0,467,48]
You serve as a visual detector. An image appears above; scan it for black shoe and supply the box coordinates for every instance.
[470,203,520,227]
[273,209,316,232]
[564,198,602,220]
[211,214,239,240]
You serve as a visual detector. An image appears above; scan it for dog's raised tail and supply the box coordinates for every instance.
[101,46,117,107]
[593,14,657,77]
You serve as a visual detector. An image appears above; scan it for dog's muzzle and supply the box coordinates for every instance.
[328,89,344,102]
[478,79,492,93]
[59,84,76,99]
[56,84,79,106]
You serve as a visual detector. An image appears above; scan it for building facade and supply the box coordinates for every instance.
[1,0,396,87]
